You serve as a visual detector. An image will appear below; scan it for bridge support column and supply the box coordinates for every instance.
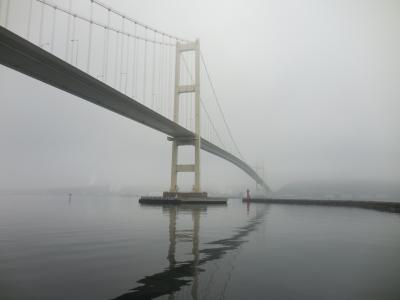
[169,39,201,193]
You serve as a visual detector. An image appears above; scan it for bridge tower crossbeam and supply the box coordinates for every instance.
[169,39,201,193]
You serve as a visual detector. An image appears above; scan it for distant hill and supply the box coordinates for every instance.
[275,180,400,201]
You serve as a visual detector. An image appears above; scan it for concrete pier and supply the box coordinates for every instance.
[242,198,400,213]
[140,192,227,205]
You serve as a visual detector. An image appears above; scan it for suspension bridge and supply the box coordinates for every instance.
[0,0,270,196]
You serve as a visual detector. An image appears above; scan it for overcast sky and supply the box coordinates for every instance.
[0,0,399,192]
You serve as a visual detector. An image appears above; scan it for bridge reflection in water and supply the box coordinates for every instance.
[112,204,268,300]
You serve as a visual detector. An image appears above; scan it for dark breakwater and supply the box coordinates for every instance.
[243,198,400,213]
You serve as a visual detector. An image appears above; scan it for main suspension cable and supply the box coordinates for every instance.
[181,55,226,149]
[200,52,244,160]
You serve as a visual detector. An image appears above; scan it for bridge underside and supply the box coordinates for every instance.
[0,26,270,192]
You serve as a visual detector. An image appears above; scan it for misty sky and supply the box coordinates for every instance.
[1,0,399,192]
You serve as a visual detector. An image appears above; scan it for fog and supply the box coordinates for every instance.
[1,0,399,193]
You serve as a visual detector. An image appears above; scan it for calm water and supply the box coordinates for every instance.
[1,195,400,300]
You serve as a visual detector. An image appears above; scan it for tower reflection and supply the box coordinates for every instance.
[113,203,267,300]
[165,205,203,300]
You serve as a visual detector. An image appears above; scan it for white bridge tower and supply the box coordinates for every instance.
[169,40,201,193]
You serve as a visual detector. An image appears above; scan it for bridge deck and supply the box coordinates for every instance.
[0,26,269,192]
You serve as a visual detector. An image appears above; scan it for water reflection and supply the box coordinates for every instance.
[112,204,268,300]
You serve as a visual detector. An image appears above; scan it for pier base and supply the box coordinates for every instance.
[163,191,208,200]
[140,192,227,205]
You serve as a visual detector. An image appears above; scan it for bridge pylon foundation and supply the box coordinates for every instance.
[139,191,227,205]
[163,191,208,200]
